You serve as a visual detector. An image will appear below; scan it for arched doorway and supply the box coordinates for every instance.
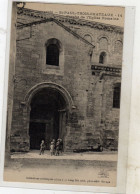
[29,88,67,150]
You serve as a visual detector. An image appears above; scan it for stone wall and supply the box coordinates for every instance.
[11,19,92,151]
[9,9,123,152]
[65,23,123,66]
[5,3,17,158]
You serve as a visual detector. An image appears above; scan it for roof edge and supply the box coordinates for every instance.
[17,7,124,34]
[17,18,95,47]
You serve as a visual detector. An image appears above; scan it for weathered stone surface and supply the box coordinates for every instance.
[8,8,122,152]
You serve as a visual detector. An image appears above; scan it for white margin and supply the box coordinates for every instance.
[0,0,136,194]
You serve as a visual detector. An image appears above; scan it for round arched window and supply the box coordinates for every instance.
[99,52,107,64]
[46,44,59,66]
[46,38,61,66]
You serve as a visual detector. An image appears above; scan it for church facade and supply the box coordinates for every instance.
[9,7,123,152]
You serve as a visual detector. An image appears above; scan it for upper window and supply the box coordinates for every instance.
[46,44,59,66]
[99,52,106,64]
[46,38,61,66]
[113,83,121,108]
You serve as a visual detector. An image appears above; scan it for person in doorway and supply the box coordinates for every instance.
[52,139,56,151]
[55,139,60,156]
[50,141,55,156]
[59,138,63,153]
[39,140,46,155]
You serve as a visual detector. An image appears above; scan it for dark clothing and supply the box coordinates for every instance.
[59,140,63,153]
[55,142,60,156]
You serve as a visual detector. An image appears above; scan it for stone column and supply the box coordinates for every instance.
[5,3,17,163]
[94,79,104,125]
[20,104,30,152]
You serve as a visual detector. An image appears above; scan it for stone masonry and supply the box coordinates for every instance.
[8,7,123,152]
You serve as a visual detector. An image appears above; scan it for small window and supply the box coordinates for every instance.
[46,44,59,66]
[113,83,121,108]
[99,52,106,64]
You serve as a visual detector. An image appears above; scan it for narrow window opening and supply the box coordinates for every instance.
[113,83,121,108]
[46,44,59,66]
[99,52,106,64]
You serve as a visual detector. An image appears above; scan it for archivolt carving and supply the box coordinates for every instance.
[97,35,111,45]
[22,82,76,111]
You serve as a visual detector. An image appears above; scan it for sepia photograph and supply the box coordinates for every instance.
[3,1,125,188]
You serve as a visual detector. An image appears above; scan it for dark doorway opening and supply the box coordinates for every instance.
[29,88,67,150]
[29,123,46,149]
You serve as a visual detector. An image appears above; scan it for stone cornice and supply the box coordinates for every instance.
[91,65,121,79]
[91,65,121,73]
[17,7,124,34]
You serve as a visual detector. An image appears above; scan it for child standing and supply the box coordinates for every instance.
[59,138,63,153]
[39,140,45,155]
[50,141,55,156]
[55,139,60,156]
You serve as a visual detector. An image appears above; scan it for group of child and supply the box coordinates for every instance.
[39,138,63,156]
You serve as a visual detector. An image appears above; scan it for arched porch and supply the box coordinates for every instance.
[20,82,75,151]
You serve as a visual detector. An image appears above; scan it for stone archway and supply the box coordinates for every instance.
[21,82,75,150]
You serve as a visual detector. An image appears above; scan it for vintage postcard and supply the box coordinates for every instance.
[1,1,130,192]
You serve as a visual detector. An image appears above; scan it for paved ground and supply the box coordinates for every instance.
[11,150,118,161]
[4,151,118,187]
